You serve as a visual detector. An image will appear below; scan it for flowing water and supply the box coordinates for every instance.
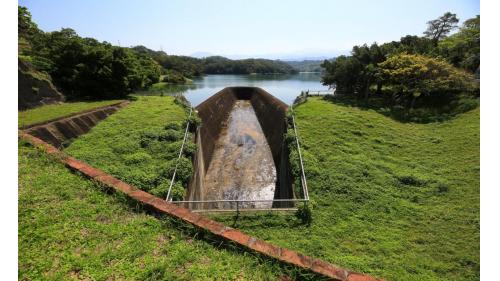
[202,100,276,209]
[137,73,328,106]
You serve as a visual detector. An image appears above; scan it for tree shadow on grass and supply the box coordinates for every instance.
[316,94,479,124]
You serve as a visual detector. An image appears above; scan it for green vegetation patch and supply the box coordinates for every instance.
[19,99,123,128]
[19,143,301,280]
[64,96,193,200]
[214,97,479,281]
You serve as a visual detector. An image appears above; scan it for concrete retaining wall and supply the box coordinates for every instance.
[19,131,383,281]
[22,101,129,148]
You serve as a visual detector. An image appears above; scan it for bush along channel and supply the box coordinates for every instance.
[147,96,200,200]
[285,108,313,225]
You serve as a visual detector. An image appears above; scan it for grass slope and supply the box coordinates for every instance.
[65,96,195,200]
[19,99,123,128]
[215,97,479,281]
[19,143,296,280]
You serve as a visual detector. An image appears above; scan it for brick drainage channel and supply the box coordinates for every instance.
[19,131,384,281]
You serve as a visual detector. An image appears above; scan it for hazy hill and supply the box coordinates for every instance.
[285,60,324,72]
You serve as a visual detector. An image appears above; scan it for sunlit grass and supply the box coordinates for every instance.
[19,99,123,127]
[26,95,479,280]
[214,97,480,281]
[64,96,194,200]
[18,142,299,280]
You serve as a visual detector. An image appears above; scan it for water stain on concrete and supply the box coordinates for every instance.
[203,100,276,209]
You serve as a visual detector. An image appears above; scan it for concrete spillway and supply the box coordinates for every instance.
[187,87,294,210]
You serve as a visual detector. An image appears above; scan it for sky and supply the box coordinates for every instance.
[19,0,479,60]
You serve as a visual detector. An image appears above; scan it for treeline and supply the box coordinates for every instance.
[132,46,297,78]
[203,56,297,75]
[321,12,479,120]
[19,6,161,100]
[285,60,324,72]
[19,6,296,100]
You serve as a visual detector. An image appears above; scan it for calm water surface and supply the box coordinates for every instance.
[140,73,329,106]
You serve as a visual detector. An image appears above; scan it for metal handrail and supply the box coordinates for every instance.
[165,107,193,201]
[171,198,308,203]
[165,100,311,212]
[191,208,299,213]
[290,108,309,200]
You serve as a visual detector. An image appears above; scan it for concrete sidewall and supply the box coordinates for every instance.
[189,87,294,206]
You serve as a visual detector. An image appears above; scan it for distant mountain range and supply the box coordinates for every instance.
[189,51,346,61]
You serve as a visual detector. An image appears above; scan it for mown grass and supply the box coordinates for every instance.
[19,142,302,280]
[214,97,480,281]
[65,96,195,200]
[18,99,123,128]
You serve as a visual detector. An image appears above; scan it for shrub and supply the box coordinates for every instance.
[295,203,313,226]
[164,122,181,131]
[124,152,152,165]
[175,157,193,185]
[145,140,170,156]
[186,113,201,131]
[139,130,161,148]
[379,53,476,107]
[123,169,158,191]
[161,70,186,84]
[396,174,427,186]
[158,129,183,142]
[169,182,186,201]
[149,182,168,198]
[159,157,193,186]
[183,141,197,158]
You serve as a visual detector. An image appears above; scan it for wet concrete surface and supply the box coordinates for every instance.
[203,100,276,209]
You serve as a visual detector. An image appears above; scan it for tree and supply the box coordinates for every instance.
[424,12,459,44]
[379,53,475,108]
[18,6,39,40]
[322,43,386,99]
[321,56,363,94]
[437,15,480,73]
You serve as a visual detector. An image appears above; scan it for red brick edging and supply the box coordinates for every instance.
[19,131,384,281]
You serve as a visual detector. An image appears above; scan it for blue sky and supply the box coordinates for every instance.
[19,0,479,59]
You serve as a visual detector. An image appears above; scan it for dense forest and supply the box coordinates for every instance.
[19,6,161,100]
[320,12,479,121]
[132,46,297,79]
[19,6,297,100]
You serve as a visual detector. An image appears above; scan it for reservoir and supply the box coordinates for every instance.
[137,73,328,106]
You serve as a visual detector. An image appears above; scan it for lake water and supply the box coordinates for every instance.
[140,73,329,106]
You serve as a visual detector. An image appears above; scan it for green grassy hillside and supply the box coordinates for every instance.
[22,95,479,280]
[19,142,304,280]
[216,97,480,281]
[64,96,195,199]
